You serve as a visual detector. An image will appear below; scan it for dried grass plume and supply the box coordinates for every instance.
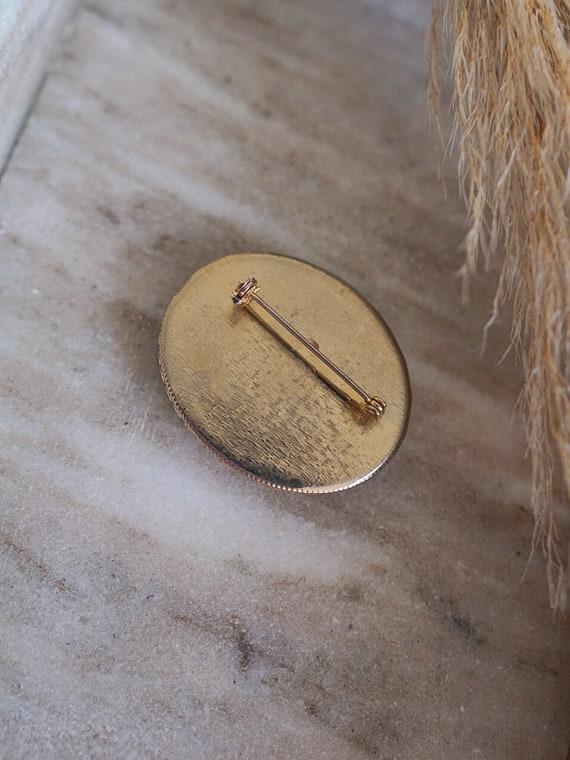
[430,0,570,608]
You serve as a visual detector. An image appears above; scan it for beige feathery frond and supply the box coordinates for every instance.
[430,0,570,608]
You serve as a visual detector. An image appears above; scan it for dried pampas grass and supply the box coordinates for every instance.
[430,0,570,608]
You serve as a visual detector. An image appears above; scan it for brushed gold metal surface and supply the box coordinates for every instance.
[159,253,411,492]
[231,277,387,418]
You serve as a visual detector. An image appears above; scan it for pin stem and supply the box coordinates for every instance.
[232,277,387,418]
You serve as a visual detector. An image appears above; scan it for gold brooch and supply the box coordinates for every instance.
[159,253,411,492]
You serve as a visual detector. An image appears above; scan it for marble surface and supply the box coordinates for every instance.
[0,0,79,171]
[1,1,569,758]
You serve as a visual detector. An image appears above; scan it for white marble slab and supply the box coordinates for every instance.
[1,1,569,758]
[0,0,79,171]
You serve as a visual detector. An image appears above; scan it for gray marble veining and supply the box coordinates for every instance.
[0,0,80,170]
[1,1,569,758]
